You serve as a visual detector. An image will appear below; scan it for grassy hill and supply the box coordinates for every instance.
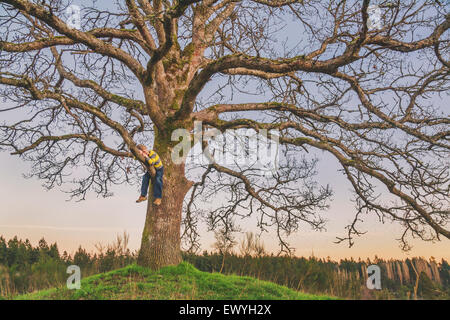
[15,262,336,300]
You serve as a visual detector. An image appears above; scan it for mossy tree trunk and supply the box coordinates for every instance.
[137,131,193,270]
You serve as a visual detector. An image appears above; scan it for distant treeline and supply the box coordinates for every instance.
[183,252,450,300]
[0,234,135,297]
[0,234,448,299]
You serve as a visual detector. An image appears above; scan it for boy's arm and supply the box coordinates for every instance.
[144,156,157,177]
[135,152,156,177]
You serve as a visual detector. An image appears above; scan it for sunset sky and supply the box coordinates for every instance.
[1,148,448,261]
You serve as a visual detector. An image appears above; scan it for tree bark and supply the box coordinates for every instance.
[137,144,193,269]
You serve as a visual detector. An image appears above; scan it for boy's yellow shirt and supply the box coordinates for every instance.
[134,150,163,169]
[147,150,163,169]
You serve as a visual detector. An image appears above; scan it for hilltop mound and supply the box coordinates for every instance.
[16,262,335,300]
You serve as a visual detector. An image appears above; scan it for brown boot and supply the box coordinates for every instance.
[153,198,162,206]
[136,196,147,203]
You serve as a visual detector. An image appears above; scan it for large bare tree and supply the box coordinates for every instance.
[0,0,448,269]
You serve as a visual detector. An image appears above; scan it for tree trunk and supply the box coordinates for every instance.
[411,262,420,300]
[137,146,192,269]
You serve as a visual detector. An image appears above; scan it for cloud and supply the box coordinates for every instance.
[0,224,139,233]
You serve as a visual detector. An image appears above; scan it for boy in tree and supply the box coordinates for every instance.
[135,144,164,206]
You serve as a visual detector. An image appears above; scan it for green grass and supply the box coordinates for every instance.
[14,262,336,300]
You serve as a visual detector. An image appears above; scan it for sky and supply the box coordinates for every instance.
[1,148,448,261]
[0,0,449,262]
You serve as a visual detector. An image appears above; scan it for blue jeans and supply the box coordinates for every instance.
[141,167,164,199]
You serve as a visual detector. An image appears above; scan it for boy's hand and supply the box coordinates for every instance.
[149,165,156,178]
